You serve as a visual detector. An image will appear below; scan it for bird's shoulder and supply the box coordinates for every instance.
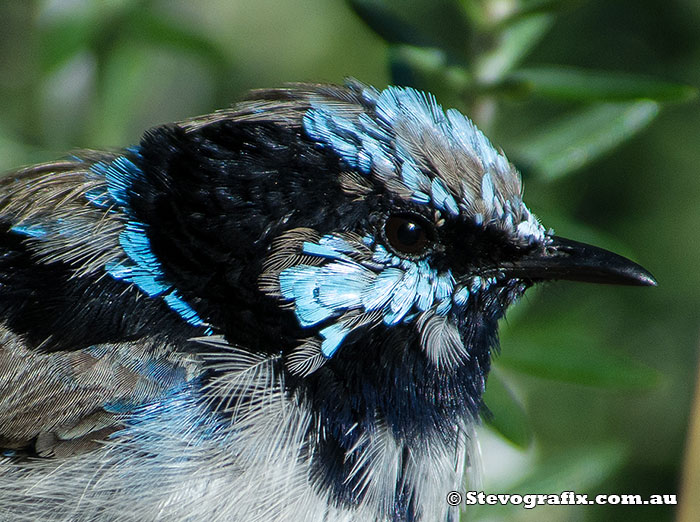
[0,153,206,353]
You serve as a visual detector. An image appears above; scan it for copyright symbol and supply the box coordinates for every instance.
[446,491,463,506]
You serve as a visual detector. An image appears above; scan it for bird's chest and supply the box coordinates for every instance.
[1,382,467,522]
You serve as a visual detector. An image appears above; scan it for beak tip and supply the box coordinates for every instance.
[615,258,657,287]
[633,270,658,287]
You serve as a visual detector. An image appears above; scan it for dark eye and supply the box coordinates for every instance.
[384,214,433,256]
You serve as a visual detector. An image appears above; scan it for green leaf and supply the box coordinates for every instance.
[497,0,579,26]
[130,10,229,69]
[509,443,628,492]
[496,335,660,390]
[347,0,473,62]
[507,66,699,102]
[39,2,228,79]
[474,13,554,83]
[482,370,533,448]
[510,101,659,180]
[0,130,36,172]
[390,45,449,86]
[389,46,471,105]
[38,0,140,72]
[39,17,98,73]
[89,42,150,146]
[0,123,59,172]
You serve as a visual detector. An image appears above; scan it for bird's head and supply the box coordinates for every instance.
[114,80,654,445]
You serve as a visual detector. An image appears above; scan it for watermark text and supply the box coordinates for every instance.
[446,490,677,509]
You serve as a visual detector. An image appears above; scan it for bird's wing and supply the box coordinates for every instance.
[0,159,206,457]
[0,325,201,457]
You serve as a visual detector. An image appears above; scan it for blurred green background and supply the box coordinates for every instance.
[1,1,698,521]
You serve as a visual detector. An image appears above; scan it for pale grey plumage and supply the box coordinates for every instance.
[0,337,473,521]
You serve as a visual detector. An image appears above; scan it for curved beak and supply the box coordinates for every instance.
[500,236,657,286]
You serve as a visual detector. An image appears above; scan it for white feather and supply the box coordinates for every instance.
[0,344,470,521]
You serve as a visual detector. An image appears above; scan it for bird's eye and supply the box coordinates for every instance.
[384,214,433,256]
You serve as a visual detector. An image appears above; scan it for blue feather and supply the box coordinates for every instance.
[10,224,48,239]
[453,286,470,306]
[362,268,403,310]
[319,323,351,358]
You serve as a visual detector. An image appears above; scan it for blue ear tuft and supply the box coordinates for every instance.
[106,220,211,332]
[87,153,211,333]
[90,155,144,207]
[277,234,459,359]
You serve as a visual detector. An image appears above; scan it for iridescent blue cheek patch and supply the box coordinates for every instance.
[260,228,476,375]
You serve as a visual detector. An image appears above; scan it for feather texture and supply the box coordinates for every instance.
[0,80,652,521]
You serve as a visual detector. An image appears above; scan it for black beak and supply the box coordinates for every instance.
[500,236,657,286]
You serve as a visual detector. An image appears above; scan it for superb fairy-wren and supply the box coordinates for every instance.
[0,80,655,521]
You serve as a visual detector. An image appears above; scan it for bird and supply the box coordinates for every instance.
[0,79,655,522]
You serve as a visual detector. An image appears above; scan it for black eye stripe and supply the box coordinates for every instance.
[383,214,434,256]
